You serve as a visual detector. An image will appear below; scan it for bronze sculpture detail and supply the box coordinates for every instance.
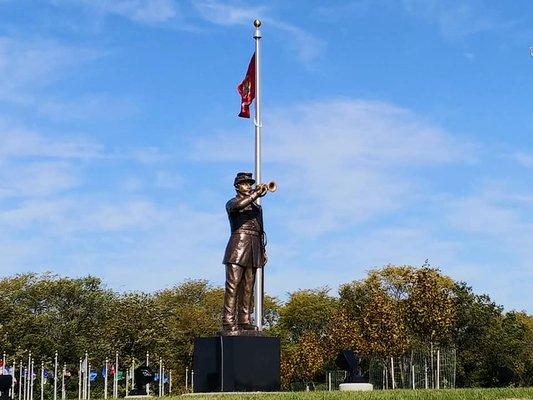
[222,172,275,335]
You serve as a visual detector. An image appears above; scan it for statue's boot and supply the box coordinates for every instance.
[238,322,258,331]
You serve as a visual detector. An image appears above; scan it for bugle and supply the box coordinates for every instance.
[257,181,277,193]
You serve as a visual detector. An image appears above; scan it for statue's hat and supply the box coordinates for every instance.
[234,172,255,186]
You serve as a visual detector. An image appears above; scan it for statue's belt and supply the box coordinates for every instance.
[233,229,263,236]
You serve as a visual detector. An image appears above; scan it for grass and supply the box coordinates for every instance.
[177,387,533,400]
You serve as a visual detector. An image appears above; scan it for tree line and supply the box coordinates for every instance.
[0,265,531,390]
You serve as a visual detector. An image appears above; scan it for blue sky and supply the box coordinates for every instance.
[0,0,531,312]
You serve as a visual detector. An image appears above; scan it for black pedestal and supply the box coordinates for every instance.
[193,336,280,392]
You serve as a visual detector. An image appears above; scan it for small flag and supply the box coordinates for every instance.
[237,53,256,118]
[90,370,98,381]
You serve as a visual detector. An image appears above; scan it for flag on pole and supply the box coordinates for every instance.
[237,53,256,118]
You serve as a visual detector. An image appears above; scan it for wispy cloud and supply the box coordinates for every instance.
[402,0,512,39]
[0,125,103,160]
[192,98,473,235]
[0,36,102,102]
[54,0,181,24]
[511,151,533,168]
[191,0,326,63]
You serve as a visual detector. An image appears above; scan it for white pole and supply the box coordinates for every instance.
[411,365,415,390]
[252,18,263,331]
[145,353,149,396]
[104,358,108,400]
[26,354,31,400]
[185,367,188,391]
[30,360,34,400]
[158,359,162,397]
[424,358,428,389]
[54,352,58,400]
[162,367,165,396]
[191,371,194,394]
[82,355,86,400]
[328,372,331,391]
[40,362,44,400]
[62,364,66,400]
[114,352,118,399]
[18,363,23,400]
[125,369,129,396]
[87,364,91,400]
[132,359,135,392]
[78,359,82,400]
[11,361,16,400]
[436,349,440,389]
[21,365,24,400]
[169,370,172,395]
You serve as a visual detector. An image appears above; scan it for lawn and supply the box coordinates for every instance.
[180,387,533,400]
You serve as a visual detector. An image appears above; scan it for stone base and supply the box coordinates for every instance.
[193,336,280,392]
[339,383,373,391]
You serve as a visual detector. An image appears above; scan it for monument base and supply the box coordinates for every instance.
[339,383,373,391]
[193,336,280,393]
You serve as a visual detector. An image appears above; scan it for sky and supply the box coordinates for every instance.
[0,0,531,312]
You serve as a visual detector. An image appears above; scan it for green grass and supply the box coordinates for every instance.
[177,387,533,400]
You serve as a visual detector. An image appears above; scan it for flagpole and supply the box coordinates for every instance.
[252,18,264,332]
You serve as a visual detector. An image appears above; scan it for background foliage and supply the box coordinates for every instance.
[0,265,531,390]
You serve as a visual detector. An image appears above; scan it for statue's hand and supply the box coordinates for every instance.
[257,184,268,197]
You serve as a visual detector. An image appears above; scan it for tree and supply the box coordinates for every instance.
[340,271,410,357]
[275,287,338,343]
[281,332,324,389]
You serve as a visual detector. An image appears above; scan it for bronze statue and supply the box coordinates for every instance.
[222,172,275,335]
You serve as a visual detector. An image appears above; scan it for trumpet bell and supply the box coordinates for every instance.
[266,181,277,192]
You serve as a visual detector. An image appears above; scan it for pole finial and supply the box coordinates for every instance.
[254,19,261,28]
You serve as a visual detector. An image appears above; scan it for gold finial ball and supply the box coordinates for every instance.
[254,19,261,28]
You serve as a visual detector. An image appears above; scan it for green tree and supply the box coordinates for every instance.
[274,287,338,343]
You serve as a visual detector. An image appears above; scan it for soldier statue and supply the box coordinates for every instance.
[222,172,275,334]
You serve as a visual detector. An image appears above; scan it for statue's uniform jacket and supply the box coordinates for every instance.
[223,196,266,269]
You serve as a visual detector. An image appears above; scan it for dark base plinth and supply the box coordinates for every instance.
[193,336,280,393]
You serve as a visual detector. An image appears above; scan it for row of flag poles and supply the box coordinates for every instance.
[0,352,171,399]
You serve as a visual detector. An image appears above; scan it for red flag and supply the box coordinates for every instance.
[237,53,256,118]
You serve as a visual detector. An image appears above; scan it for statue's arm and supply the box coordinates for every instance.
[227,191,260,212]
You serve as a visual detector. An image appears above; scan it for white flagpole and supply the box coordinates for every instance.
[104,358,108,400]
[252,18,263,332]
[53,352,58,400]
[78,359,82,400]
[30,359,34,400]
[114,352,118,399]
[87,363,91,400]
[26,353,31,400]
[18,363,23,400]
[40,362,44,400]
[158,359,162,397]
[11,361,16,399]
[145,352,149,396]
[131,358,135,392]
[62,364,66,400]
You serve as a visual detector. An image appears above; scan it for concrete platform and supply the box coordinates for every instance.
[339,383,373,391]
